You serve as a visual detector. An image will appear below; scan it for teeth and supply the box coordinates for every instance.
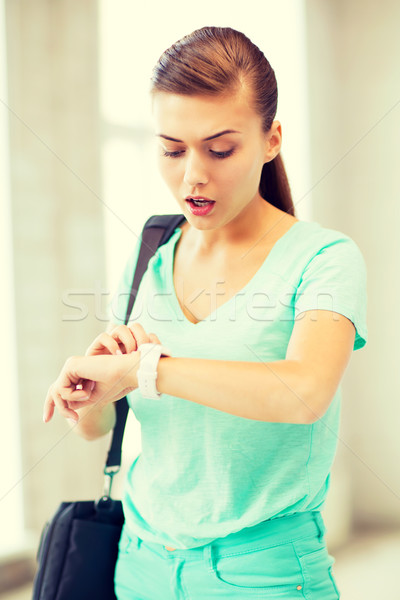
[190,198,211,206]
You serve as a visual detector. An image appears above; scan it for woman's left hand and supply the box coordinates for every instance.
[43,352,140,424]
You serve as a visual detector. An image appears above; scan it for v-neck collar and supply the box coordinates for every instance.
[165,220,304,327]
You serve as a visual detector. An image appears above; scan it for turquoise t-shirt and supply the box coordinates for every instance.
[110,218,368,549]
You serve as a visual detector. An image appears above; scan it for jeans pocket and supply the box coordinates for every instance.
[298,547,339,599]
[328,566,341,597]
[210,541,304,593]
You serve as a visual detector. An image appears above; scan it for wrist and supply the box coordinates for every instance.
[154,355,171,395]
[137,343,172,400]
[117,352,141,391]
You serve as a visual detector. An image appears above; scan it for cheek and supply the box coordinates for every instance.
[224,156,261,191]
[158,159,180,187]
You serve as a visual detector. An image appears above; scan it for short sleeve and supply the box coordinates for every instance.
[294,236,368,350]
[107,237,142,325]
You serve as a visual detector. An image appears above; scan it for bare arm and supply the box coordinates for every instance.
[156,310,356,424]
[63,322,121,440]
[45,311,356,427]
[70,400,117,441]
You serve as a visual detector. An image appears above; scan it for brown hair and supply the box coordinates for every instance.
[151,26,295,216]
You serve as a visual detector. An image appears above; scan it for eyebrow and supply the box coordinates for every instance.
[157,129,240,143]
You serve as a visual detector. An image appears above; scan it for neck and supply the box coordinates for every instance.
[187,198,285,255]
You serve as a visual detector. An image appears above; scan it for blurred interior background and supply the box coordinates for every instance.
[1,1,399,598]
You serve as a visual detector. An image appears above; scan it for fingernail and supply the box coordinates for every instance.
[116,349,122,355]
[90,381,95,391]
[67,418,79,425]
[43,415,47,423]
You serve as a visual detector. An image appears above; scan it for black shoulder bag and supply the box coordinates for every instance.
[32,214,186,600]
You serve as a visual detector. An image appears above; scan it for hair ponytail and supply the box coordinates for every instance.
[151,26,295,216]
[260,154,295,215]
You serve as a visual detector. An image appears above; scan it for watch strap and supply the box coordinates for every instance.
[137,343,171,400]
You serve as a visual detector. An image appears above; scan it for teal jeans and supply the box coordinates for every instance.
[114,511,340,599]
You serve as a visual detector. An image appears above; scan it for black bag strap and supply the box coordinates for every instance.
[104,213,186,480]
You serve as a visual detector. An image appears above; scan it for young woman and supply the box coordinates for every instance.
[44,26,367,599]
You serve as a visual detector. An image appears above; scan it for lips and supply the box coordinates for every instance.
[185,195,215,205]
[185,196,215,216]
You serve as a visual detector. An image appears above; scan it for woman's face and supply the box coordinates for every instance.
[152,90,281,231]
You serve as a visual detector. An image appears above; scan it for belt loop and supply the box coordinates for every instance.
[203,543,215,573]
[122,528,141,552]
[312,511,326,541]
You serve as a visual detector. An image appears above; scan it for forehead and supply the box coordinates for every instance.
[152,91,262,140]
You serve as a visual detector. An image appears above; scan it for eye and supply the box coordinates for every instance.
[162,149,184,158]
[210,148,235,159]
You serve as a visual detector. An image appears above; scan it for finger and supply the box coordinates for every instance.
[66,381,94,402]
[85,333,121,356]
[148,332,162,344]
[58,356,94,390]
[74,377,90,393]
[53,391,80,422]
[128,322,151,348]
[43,388,56,423]
[110,325,137,354]
[59,354,128,396]
[66,379,94,404]
[57,374,90,402]
[82,379,95,395]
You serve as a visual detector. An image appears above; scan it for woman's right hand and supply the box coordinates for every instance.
[43,323,163,429]
[44,322,162,431]
[85,322,162,356]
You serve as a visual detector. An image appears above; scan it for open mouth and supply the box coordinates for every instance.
[186,196,215,205]
[185,197,216,215]
[190,199,213,206]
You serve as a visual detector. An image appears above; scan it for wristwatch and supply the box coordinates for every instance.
[137,343,172,400]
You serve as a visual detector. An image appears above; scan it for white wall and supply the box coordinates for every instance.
[305,0,400,528]
[0,0,24,554]
[5,0,109,538]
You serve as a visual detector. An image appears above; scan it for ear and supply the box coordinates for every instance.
[264,121,282,163]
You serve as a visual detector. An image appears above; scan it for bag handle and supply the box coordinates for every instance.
[102,214,186,496]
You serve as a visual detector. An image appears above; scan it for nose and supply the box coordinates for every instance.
[183,151,209,187]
